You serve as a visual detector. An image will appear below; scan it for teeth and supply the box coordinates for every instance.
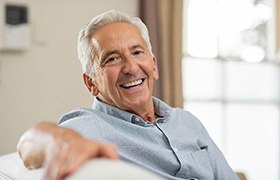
[121,79,143,88]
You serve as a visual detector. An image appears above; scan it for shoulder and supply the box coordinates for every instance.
[58,108,102,124]
[57,108,111,140]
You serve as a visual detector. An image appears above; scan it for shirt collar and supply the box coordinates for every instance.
[92,97,172,126]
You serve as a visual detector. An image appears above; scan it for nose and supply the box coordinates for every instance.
[122,55,138,74]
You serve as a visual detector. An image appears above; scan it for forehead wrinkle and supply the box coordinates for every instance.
[92,23,149,62]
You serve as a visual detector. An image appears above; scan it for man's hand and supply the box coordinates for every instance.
[17,122,118,180]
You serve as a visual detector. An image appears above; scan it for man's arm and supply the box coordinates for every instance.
[17,122,118,180]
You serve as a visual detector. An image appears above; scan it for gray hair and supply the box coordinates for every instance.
[77,10,153,78]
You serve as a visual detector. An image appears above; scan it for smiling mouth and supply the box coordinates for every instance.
[120,79,144,89]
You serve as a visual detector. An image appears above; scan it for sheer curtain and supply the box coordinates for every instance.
[140,0,184,107]
[277,0,280,53]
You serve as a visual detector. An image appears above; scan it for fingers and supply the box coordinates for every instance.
[45,141,69,180]
[17,122,59,170]
[17,123,118,180]
[63,142,118,175]
[17,140,46,169]
[43,134,119,180]
[99,144,118,160]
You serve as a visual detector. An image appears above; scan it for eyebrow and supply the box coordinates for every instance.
[100,44,146,62]
[101,50,119,62]
[130,44,145,51]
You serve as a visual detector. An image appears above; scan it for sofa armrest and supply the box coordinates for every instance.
[0,152,163,180]
[0,152,44,180]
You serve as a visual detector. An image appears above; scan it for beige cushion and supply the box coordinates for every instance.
[0,152,44,180]
[0,152,164,180]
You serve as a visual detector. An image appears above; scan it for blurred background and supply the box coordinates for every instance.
[183,0,279,180]
[0,0,279,180]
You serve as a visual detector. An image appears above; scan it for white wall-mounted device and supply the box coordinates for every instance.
[0,1,30,51]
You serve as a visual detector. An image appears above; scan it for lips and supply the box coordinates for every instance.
[120,79,144,89]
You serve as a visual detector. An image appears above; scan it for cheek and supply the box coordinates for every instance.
[103,68,119,87]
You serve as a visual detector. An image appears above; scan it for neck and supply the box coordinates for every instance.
[97,96,156,122]
[131,101,156,123]
[140,112,156,123]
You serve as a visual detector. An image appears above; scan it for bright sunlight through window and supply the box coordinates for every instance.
[183,0,279,179]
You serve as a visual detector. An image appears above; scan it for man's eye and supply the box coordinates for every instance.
[133,50,144,56]
[104,56,120,65]
[107,57,116,62]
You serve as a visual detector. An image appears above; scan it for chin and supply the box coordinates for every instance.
[126,95,151,106]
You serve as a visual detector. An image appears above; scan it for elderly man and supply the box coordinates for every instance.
[17,10,239,180]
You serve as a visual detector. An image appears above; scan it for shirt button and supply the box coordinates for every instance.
[135,117,140,122]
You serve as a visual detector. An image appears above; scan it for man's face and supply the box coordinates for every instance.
[91,22,158,113]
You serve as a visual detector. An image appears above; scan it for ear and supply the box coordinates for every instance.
[152,56,159,80]
[83,73,99,96]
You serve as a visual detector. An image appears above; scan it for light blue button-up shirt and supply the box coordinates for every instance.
[58,97,239,180]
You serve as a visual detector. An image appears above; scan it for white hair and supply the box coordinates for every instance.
[77,10,153,78]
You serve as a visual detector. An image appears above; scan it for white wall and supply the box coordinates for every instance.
[0,0,139,155]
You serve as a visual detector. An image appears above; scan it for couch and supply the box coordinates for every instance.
[0,152,247,180]
[0,152,163,180]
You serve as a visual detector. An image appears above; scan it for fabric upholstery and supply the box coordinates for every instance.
[0,152,163,180]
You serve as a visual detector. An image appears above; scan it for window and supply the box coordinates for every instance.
[183,0,279,179]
